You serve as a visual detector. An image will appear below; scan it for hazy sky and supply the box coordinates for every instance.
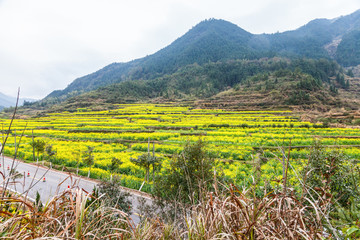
[0,0,359,99]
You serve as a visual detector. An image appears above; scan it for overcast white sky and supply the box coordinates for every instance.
[0,0,359,99]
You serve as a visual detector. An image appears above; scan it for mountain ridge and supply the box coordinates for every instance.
[39,10,360,107]
[37,57,359,115]
[0,92,37,110]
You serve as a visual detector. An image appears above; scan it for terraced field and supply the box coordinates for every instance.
[1,104,359,192]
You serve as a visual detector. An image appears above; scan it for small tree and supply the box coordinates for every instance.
[109,157,123,174]
[83,146,94,178]
[149,142,162,181]
[302,141,360,207]
[109,157,123,181]
[30,139,46,163]
[345,79,350,89]
[130,154,151,181]
[153,139,218,205]
[130,140,162,182]
[98,175,132,214]
[347,68,354,77]
[72,149,81,175]
[45,144,56,167]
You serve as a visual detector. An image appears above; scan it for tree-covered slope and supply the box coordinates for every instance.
[40,58,360,113]
[45,62,138,100]
[253,10,360,59]
[40,10,360,106]
[45,19,259,101]
[336,30,360,66]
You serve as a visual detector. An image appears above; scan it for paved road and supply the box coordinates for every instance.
[1,155,151,223]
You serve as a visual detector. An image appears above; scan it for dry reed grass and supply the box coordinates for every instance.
[0,186,134,239]
[0,167,335,239]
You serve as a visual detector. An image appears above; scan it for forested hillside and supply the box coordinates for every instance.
[21,10,360,113]
[33,58,358,113]
[336,30,360,66]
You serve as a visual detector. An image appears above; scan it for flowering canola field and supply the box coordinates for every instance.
[1,104,360,192]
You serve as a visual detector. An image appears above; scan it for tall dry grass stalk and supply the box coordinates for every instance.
[132,183,331,240]
[0,186,134,239]
[177,185,325,240]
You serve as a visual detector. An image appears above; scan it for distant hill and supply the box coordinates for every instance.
[0,92,37,110]
[0,92,16,109]
[336,30,360,66]
[32,10,360,110]
[263,10,360,59]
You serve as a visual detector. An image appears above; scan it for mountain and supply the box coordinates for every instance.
[261,9,360,59]
[336,30,360,66]
[38,10,360,107]
[45,19,261,101]
[0,92,37,110]
[0,92,16,109]
[38,58,359,114]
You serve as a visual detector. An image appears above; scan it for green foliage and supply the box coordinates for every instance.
[296,75,322,91]
[130,154,152,181]
[30,139,46,153]
[336,73,347,88]
[109,157,123,173]
[302,141,360,207]
[274,68,292,78]
[336,199,360,239]
[290,58,337,82]
[345,79,350,89]
[55,57,341,111]
[286,90,310,105]
[153,139,218,205]
[344,225,360,239]
[77,108,89,112]
[72,148,81,173]
[35,191,43,212]
[45,144,56,159]
[336,30,360,67]
[98,176,132,214]
[83,146,95,177]
[30,139,46,160]
[347,68,354,77]
[329,84,338,94]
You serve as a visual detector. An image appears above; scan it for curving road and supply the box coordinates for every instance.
[1,155,150,223]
